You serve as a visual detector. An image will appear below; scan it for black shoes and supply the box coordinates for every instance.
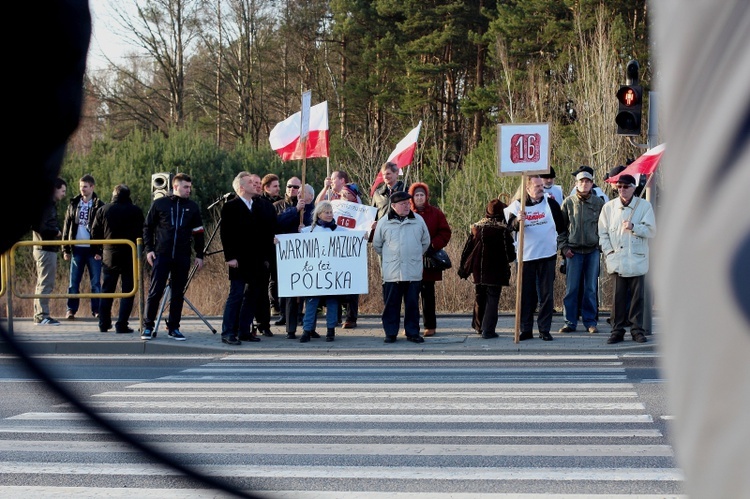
[222,336,241,345]
[632,332,648,343]
[286,332,297,339]
[238,332,260,342]
[309,331,321,339]
[99,324,111,332]
[300,331,311,343]
[274,318,286,326]
[539,331,553,341]
[607,332,625,344]
[406,336,425,344]
[482,331,499,339]
[116,327,134,334]
[558,326,576,333]
[384,336,397,343]
[326,328,335,342]
[259,328,274,337]
[519,331,533,341]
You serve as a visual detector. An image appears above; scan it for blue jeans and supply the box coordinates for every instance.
[67,246,101,315]
[563,250,600,328]
[303,295,338,332]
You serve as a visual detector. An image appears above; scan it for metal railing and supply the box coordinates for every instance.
[2,238,143,335]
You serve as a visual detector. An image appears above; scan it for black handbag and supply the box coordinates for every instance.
[423,248,452,271]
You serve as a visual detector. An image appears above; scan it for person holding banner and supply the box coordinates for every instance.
[408,182,452,337]
[373,191,431,343]
[506,176,566,342]
[338,183,364,328]
[299,201,348,342]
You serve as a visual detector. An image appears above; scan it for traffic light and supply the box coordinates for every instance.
[615,84,643,135]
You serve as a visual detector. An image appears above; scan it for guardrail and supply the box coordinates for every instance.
[2,238,143,335]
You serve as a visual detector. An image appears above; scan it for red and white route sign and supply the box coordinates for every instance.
[497,123,551,176]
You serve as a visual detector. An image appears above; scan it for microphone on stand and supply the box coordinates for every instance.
[208,192,236,210]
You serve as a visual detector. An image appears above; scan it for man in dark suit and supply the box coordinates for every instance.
[219,171,277,345]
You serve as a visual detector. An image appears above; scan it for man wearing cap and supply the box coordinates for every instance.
[558,171,605,334]
[540,167,564,203]
[372,190,430,343]
[569,166,609,202]
[598,174,656,344]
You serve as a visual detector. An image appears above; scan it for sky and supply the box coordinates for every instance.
[87,1,133,71]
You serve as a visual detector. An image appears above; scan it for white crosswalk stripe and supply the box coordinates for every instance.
[0,356,685,497]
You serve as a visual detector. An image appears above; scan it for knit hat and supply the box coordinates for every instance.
[486,199,507,219]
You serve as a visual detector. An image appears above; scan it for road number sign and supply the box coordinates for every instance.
[497,123,550,176]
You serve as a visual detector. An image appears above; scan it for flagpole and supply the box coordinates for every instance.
[513,175,527,344]
[298,90,312,227]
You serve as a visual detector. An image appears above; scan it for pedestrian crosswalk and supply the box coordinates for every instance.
[0,354,686,497]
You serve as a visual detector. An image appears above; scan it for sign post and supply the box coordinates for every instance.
[497,123,550,343]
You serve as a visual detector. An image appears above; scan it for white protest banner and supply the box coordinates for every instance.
[330,200,377,231]
[497,123,550,176]
[276,230,368,297]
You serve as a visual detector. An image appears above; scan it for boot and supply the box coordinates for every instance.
[300,330,311,343]
[326,327,335,342]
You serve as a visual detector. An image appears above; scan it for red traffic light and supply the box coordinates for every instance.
[617,86,641,107]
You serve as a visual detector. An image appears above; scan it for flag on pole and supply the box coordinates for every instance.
[606,143,666,183]
[370,121,422,197]
[269,101,329,161]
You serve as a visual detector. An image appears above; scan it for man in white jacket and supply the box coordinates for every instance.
[598,174,656,344]
[372,190,430,344]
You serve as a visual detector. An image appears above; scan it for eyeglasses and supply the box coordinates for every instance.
[286,184,300,189]
[616,184,634,189]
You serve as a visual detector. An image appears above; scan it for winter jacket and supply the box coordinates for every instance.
[143,194,205,260]
[372,210,430,282]
[90,190,145,268]
[62,192,104,254]
[557,191,605,254]
[459,218,516,286]
[32,201,62,252]
[409,182,452,282]
[273,195,313,234]
[598,196,656,277]
[220,196,276,282]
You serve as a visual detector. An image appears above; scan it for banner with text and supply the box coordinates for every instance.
[276,230,369,297]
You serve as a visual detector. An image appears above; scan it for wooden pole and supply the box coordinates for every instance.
[299,139,308,227]
[513,175,527,344]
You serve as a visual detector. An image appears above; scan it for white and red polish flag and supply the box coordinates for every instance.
[369,121,422,197]
[269,101,329,161]
[606,143,666,183]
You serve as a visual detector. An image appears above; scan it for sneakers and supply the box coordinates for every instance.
[558,325,576,333]
[66,310,75,320]
[34,317,60,326]
[140,328,155,340]
[168,329,187,341]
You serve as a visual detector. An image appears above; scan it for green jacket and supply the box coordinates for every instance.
[557,192,605,254]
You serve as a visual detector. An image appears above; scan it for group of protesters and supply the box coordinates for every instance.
[32,162,654,347]
[458,166,656,345]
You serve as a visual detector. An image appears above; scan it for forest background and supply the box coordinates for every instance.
[11,0,654,318]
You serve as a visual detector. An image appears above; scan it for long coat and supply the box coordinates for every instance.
[459,218,516,287]
[372,211,430,282]
[220,196,276,282]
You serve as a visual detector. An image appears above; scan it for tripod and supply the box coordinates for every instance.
[153,196,231,334]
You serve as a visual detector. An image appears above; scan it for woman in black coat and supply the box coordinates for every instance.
[458,199,516,339]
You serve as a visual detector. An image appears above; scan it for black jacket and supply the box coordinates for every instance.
[32,201,62,252]
[90,191,145,267]
[143,194,205,260]
[220,196,276,282]
[62,192,104,254]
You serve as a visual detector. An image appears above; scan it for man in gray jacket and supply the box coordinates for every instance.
[372,191,430,343]
[598,174,656,344]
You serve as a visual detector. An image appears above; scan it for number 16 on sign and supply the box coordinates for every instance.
[497,123,550,176]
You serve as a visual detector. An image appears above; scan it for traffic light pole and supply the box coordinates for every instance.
[642,91,659,335]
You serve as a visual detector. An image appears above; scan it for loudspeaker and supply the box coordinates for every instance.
[151,172,173,200]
